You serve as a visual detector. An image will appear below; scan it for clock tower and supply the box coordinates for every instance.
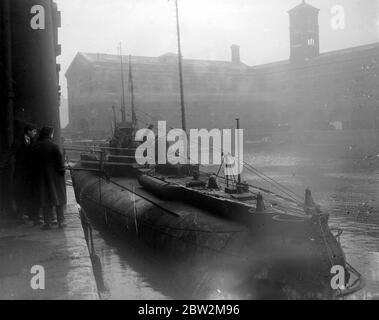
[288,1,320,62]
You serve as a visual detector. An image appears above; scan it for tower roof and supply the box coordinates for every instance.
[288,1,320,14]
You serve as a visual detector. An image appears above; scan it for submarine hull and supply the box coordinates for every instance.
[70,167,357,299]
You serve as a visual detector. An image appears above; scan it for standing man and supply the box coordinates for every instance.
[0,123,40,224]
[32,126,67,230]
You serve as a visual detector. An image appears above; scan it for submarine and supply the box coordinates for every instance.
[68,2,363,299]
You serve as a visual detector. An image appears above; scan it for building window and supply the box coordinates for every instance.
[307,38,315,46]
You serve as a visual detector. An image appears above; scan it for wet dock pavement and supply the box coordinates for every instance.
[0,188,99,300]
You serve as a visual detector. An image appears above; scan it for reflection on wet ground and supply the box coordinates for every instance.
[90,232,169,300]
[86,148,379,300]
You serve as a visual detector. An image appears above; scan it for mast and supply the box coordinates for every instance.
[236,118,241,184]
[119,42,126,122]
[128,55,137,128]
[112,105,117,132]
[174,0,187,132]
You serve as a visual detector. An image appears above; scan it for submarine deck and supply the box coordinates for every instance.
[140,171,307,218]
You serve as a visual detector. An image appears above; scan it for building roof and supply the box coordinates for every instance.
[66,41,379,78]
[66,52,248,76]
[249,42,379,72]
[288,0,319,14]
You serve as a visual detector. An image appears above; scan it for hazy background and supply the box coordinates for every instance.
[56,0,379,127]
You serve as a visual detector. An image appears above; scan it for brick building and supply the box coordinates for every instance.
[65,51,247,138]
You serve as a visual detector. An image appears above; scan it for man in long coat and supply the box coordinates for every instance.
[0,123,39,224]
[32,126,67,229]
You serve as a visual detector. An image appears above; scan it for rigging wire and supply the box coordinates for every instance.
[242,162,303,203]
[183,136,304,204]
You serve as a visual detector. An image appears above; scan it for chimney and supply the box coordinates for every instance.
[231,44,240,63]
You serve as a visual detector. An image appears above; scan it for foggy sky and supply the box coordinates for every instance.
[56,0,379,127]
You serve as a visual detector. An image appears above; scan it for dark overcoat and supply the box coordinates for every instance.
[14,137,35,206]
[32,138,67,208]
[0,136,35,206]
